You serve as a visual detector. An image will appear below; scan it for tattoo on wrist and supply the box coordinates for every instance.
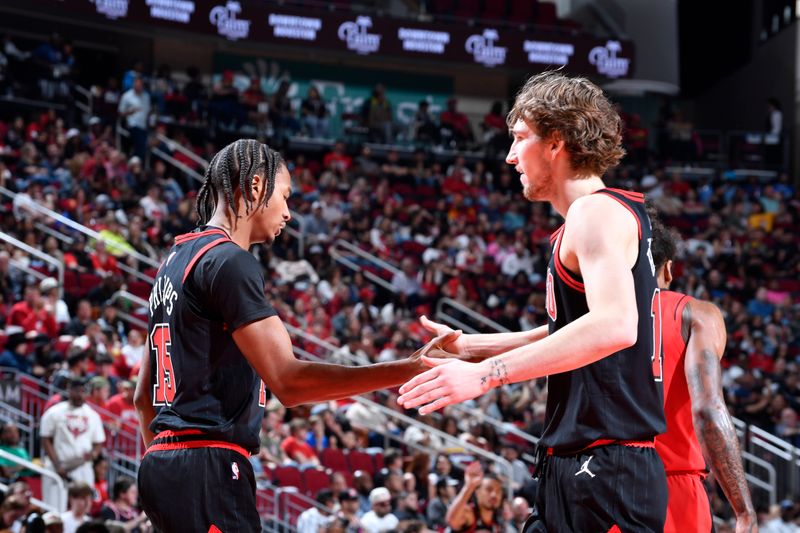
[480,359,510,388]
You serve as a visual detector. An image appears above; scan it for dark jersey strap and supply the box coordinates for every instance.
[592,189,643,238]
[181,236,231,284]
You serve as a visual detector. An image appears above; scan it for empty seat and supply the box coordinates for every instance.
[302,467,331,497]
[127,280,152,300]
[273,465,303,489]
[321,448,349,472]
[347,450,375,475]
[369,450,384,472]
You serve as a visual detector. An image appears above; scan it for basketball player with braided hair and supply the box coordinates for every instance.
[135,139,458,532]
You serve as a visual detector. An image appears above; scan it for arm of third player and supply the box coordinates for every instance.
[684,300,756,533]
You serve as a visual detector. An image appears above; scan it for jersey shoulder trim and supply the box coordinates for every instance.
[673,293,692,321]
[553,228,585,293]
[174,228,230,244]
[550,225,564,244]
[592,190,643,239]
[602,187,645,203]
[182,236,232,284]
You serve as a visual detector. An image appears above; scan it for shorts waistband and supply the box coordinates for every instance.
[547,439,655,456]
[146,429,250,459]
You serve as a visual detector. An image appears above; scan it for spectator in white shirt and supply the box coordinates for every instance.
[121,328,145,369]
[60,483,93,533]
[361,488,399,533]
[41,377,106,509]
[118,76,151,162]
[391,258,421,298]
[297,489,336,533]
[139,185,168,222]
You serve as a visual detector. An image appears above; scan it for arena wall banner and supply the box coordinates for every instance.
[44,0,636,79]
[213,52,454,138]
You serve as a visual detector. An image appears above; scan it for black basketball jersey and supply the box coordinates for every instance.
[541,188,666,452]
[147,227,276,453]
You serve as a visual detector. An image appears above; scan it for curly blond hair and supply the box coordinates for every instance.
[507,71,625,176]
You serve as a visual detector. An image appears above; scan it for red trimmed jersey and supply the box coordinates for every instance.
[147,226,277,453]
[541,188,666,453]
[655,290,706,473]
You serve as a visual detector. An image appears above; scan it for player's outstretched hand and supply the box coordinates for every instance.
[410,329,462,361]
[464,461,484,488]
[419,315,472,359]
[397,356,489,414]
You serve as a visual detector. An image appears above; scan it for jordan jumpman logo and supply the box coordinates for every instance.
[575,456,596,478]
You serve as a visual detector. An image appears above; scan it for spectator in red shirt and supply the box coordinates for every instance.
[280,419,320,466]
[105,379,137,427]
[482,101,507,155]
[323,141,352,172]
[91,454,110,516]
[8,284,57,338]
[749,338,774,374]
[440,98,473,148]
[90,240,121,276]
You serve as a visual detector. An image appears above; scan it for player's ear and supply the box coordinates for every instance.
[548,131,565,161]
[251,173,262,200]
[664,260,674,286]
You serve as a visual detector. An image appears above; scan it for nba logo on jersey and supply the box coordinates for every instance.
[231,461,240,480]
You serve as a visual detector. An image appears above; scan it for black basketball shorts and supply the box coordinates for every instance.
[138,438,260,533]
[525,443,667,533]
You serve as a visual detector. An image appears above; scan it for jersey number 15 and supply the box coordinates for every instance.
[151,323,176,406]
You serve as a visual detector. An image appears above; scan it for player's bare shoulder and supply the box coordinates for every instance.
[687,299,727,357]
[689,299,725,329]
[562,192,640,254]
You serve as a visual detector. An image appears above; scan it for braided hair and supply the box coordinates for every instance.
[196,139,284,225]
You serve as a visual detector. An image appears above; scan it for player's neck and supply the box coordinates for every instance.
[204,215,252,250]
[551,174,606,217]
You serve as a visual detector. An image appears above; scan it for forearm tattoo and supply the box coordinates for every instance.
[481,359,510,388]
[689,349,754,518]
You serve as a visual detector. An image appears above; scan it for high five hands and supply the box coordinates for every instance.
[398,316,499,415]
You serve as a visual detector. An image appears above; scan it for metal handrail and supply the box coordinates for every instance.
[436,297,511,334]
[0,186,160,270]
[741,451,777,506]
[0,481,58,515]
[107,449,141,488]
[9,259,48,282]
[155,132,209,169]
[34,222,75,245]
[284,324,343,357]
[110,289,149,308]
[0,231,63,298]
[329,248,396,293]
[108,290,149,329]
[0,449,68,511]
[332,240,402,277]
[152,146,205,183]
[455,403,539,448]
[291,347,516,498]
[749,424,800,458]
[74,84,93,117]
[0,95,66,111]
